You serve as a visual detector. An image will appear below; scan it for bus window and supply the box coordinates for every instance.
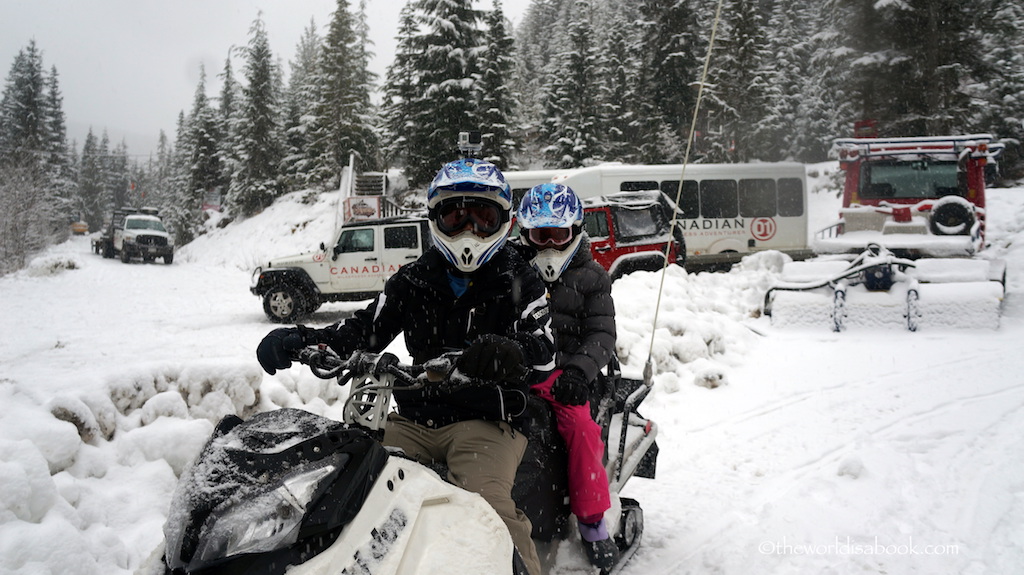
[777,178,804,217]
[661,180,699,219]
[621,181,659,192]
[739,179,777,217]
[584,210,610,238]
[700,180,738,218]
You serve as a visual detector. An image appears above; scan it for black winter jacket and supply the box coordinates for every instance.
[514,237,616,384]
[317,245,555,431]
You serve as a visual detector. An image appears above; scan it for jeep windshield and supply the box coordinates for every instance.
[860,160,962,200]
[126,218,168,232]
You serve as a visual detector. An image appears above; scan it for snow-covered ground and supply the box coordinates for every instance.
[2,165,1023,575]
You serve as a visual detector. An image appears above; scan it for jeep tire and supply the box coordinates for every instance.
[263,284,309,323]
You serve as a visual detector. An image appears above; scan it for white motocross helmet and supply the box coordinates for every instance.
[517,183,585,282]
[427,158,514,273]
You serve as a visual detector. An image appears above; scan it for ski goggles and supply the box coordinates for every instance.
[434,198,505,236]
[526,227,574,248]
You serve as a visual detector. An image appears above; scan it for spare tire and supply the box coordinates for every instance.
[929,201,974,235]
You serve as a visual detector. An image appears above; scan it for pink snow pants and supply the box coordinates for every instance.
[531,370,611,522]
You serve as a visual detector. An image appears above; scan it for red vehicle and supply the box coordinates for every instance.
[817,134,1000,257]
[512,190,685,281]
[765,134,1006,332]
[580,191,685,280]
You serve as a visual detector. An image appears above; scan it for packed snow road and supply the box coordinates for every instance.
[1,183,1024,574]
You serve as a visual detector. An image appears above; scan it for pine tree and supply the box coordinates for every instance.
[281,18,323,191]
[638,0,701,151]
[701,0,772,162]
[77,128,105,229]
[217,53,242,204]
[107,139,131,208]
[169,67,222,241]
[512,0,574,166]
[229,15,284,216]
[975,0,1024,180]
[0,40,47,168]
[381,3,420,169]
[0,40,69,273]
[404,0,484,186]
[308,0,380,188]
[795,0,857,160]
[540,0,602,168]
[476,0,518,168]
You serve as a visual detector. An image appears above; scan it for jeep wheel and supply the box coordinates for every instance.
[121,249,131,263]
[164,253,173,265]
[263,284,308,323]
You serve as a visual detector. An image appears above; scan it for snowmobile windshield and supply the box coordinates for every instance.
[860,160,962,200]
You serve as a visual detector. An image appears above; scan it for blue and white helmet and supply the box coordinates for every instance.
[517,183,585,282]
[427,158,514,273]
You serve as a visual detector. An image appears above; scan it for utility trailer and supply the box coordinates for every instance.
[764,135,1005,331]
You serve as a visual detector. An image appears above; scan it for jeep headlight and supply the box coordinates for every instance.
[251,266,263,288]
[123,233,136,244]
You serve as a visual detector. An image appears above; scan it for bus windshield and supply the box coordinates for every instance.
[861,160,961,200]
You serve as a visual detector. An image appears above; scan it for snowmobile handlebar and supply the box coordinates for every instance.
[291,346,426,388]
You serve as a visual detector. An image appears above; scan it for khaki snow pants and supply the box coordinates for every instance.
[383,414,541,575]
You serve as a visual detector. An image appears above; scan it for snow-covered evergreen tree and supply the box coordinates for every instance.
[229,15,284,216]
[0,41,69,273]
[403,0,484,186]
[281,19,323,192]
[638,0,700,154]
[596,18,634,163]
[76,129,105,229]
[216,53,242,204]
[540,0,602,168]
[476,0,518,168]
[975,0,1024,180]
[512,0,573,166]
[169,67,222,241]
[106,139,131,208]
[381,3,420,170]
[307,0,380,189]
[700,0,772,162]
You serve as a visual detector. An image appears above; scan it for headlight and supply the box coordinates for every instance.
[192,461,339,563]
[251,267,263,288]
[123,234,136,243]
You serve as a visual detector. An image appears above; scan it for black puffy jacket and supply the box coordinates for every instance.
[513,237,616,384]
[317,245,555,431]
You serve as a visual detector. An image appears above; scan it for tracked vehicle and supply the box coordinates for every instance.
[764,134,1005,331]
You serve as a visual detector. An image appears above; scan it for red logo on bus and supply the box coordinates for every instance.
[751,218,776,241]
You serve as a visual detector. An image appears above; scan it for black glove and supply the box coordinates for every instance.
[257,327,311,375]
[457,334,527,383]
[551,367,590,406]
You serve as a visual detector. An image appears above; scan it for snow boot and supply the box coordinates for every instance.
[579,518,620,572]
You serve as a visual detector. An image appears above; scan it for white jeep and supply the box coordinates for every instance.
[251,216,431,322]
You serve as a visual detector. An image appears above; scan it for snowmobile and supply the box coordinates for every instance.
[149,346,658,575]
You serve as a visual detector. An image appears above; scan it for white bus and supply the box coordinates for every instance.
[503,163,811,268]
